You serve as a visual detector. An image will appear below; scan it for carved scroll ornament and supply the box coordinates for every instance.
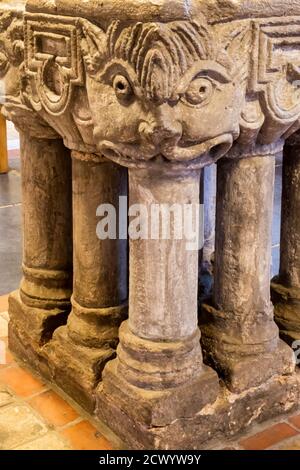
[0,9,58,139]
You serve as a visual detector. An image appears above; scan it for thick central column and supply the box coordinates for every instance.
[272,135,300,347]
[97,166,219,443]
[200,151,294,392]
[47,151,128,411]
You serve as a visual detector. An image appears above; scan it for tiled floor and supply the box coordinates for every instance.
[0,299,115,450]
[0,125,298,450]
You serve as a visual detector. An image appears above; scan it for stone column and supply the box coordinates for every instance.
[9,132,73,355]
[200,148,294,393]
[272,135,300,347]
[97,166,219,446]
[47,151,128,411]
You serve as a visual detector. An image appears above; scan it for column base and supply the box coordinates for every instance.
[97,357,219,427]
[44,326,116,412]
[200,303,295,393]
[271,279,300,346]
[8,291,300,449]
[8,290,70,348]
[96,365,300,449]
[8,290,119,412]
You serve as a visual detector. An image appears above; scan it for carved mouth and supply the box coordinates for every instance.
[99,134,233,169]
[161,134,233,162]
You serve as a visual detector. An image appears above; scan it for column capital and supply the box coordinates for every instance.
[71,150,108,164]
[0,1,296,166]
[226,139,284,161]
[0,5,58,139]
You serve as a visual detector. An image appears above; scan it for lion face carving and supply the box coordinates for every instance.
[81,19,249,168]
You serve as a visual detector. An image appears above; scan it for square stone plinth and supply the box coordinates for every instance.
[96,366,300,450]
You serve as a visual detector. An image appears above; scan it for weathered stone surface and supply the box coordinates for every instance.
[95,167,219,434]
[272,137,300,346]
[9,291,68,348]
[44,154,129,410]
[8,293,119,412]
[200,155,295,392]
[45,326,116,413]
[19,132,72,311]
[97,372,300,450]
[98,358,218,429]
[4,0,300,452]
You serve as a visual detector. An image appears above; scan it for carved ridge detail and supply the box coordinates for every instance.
[24,13,84,116]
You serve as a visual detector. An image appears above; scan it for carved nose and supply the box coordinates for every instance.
[139,116,182,148]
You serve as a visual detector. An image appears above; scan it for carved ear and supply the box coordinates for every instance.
[79,19,107,75]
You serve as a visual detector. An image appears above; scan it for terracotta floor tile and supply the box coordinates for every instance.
[289,414,300,430]
[0,295,9,313]
[0,365,46,397]
[240,423,299,450]
[61,420,113,450]
[28,390,79,427]
[0,339,14,368]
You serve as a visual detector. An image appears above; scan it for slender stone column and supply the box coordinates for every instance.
[97,167,219,439]
[200,150,294,393]
[48,151,128,411]
[9,132,73,350]
[272,135,300,347]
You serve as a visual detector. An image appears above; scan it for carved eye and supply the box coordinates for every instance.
[113,75,133,102]
[183,77,213,107]
[0,52,8,75]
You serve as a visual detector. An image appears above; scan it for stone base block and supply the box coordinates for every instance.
[201,337,295,393]
[97,359,219,429]
[9,318,53,382]
[96,366,300,450]
[271,280,300,347]
[9,290,69,347]
[200,303,295,393]
[44,326,116,412]
[8,290,116,413]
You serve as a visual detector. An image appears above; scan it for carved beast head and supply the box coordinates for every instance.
[81,18,250,168]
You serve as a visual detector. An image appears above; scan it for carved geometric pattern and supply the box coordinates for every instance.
[25,13,84,116]
[251,17,300,122]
